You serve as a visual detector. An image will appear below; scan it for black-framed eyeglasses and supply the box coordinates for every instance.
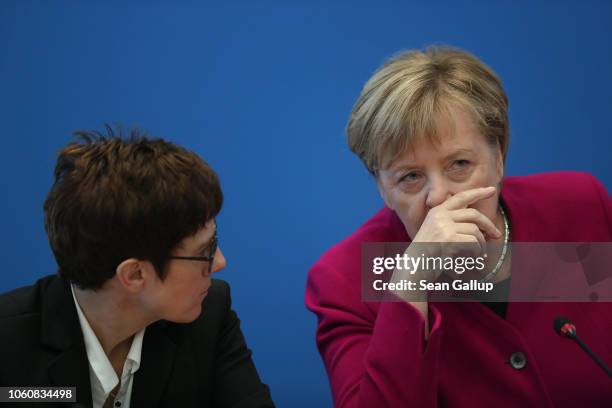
[168,230,218,275]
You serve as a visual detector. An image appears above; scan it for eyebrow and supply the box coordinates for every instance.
[194,227,217,254]
[444,148,475,159]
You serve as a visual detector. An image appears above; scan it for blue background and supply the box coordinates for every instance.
[1,1,611,406]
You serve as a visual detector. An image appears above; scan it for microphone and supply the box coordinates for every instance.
[553,316,612,378]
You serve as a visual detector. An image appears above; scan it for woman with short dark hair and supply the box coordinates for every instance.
[0,127,275,408]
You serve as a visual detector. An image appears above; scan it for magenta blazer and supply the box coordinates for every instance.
[306,172,612,407]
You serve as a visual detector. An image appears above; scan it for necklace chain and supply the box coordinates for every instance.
[478,205,510,283]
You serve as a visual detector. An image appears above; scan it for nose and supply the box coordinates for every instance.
[211,247,226,273]
[425,177,453,209]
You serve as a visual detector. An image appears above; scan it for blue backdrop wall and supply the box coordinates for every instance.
[1,1,611,406]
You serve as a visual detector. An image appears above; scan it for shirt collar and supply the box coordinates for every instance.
[70,284,145,394]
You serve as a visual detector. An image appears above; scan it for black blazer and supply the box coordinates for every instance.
[0,275,275,408]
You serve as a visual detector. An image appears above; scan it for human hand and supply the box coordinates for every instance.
[411,186,501,254]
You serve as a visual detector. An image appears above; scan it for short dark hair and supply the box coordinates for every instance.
[44,125,223,290]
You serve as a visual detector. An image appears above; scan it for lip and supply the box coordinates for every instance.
[199,283,211,297]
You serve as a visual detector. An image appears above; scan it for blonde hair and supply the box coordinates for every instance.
[347,46,509,174]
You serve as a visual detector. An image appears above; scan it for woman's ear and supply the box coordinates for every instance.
[116,258,148,294]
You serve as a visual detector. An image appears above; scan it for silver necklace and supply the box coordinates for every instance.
[479,205,509,283]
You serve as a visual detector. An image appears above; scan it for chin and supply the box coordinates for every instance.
[168,305,203,324]
[185,307,203,323]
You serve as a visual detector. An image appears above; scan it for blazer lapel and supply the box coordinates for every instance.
[47,348,93,406]
[131,321,177,407]
[41,277,93,406]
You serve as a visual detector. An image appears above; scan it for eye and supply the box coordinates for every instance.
[202,237,218,257]
[450,159,471,171]
[197,242,212,257]
[398,171,422,184]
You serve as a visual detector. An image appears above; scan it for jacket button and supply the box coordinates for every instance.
[509,351,527,370]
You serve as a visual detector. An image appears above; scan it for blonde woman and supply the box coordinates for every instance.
[306,47,612,407]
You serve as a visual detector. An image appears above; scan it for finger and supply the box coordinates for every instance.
[442,186,496,211]
[455,223,486,252]
[451,208,501,239]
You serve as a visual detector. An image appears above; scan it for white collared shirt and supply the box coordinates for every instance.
[71,285,145,408]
